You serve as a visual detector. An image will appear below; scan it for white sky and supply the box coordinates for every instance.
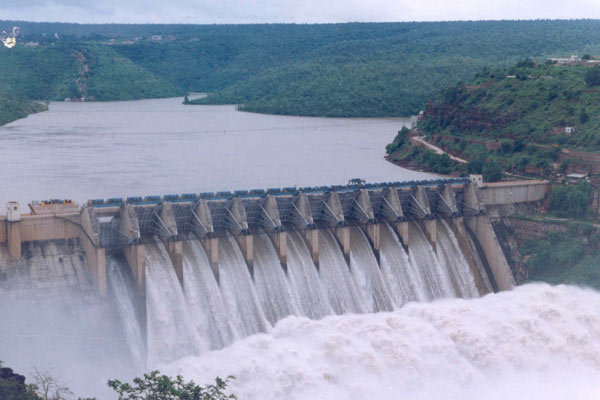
[1,0,600,24]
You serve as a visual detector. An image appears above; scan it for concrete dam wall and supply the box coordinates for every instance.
[0,177,549,373]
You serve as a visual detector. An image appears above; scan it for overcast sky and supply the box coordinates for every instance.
[2,0,600,24]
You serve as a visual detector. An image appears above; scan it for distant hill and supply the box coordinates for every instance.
[5,20,600,118]
[0,43,180,102]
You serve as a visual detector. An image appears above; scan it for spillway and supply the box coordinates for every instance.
[379,222,425,304]
[436,220,479,298]
[0,218,516,396]
[285,230,333,319]
[408,222,457,300]
[349,226,395,312]
[182,238,235,350]
[253,230,299,324]
[107,255,145,366]
[318,229,366,314]
[145,242,204,365]
[218,235,270,338]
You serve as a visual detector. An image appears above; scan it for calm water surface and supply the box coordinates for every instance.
[0,97,431,205]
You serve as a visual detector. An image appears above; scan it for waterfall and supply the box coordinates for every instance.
[349,226,395,312]
[218,235,270,338]
[182,238,235,349]
[145,242,204,366]
[436,220,479,298]
[318,229,366,314]
[379,222,426,304]
[408,222,456,300]
[107,255,145,366]
[285,230,333,319]
[253,230,299,325]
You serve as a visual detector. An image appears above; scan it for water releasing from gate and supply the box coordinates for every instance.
[182,238,235,350]
[218,235,270,338]
[317,229,366,314]
[145,242,203,366]
[285,230,333,319]
[253,230,299,324]
[349,226,395,312]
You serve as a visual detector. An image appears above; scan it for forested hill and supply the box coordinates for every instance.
[385,59,600,180]
[5,20,600,117]
[421,60,600,149]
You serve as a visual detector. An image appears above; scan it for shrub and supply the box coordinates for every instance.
[549,182,593,218]
[482,160,503,182]
[585,65,600,87]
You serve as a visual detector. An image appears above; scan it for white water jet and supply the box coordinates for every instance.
[145,242,204,366]
[165,284,600,400]
[348,226,395,312]
[318,229,366,314]
[408,222,456,299]
[107,256,145,366]
[253,231,299,325]
[285,230,333,319]
[182,238,235,349]
[436,220,479,298]
[218,235,270,338]
[379,222,425,304]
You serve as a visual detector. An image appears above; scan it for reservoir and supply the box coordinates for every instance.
[0,97,429,206]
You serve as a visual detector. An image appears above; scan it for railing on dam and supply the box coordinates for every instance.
[86,177,471,208]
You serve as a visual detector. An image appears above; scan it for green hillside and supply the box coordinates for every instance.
[0,95,46,126]
[6,20,600,119]
[422,60,600,149]
[387,59,600,179]
[0,44,180,102]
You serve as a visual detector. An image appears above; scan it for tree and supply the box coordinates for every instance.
[516,58,535,68]
[108,371,236,400]
[580,109,589,124]
[549,182,593,218]
[482,160,503,182]
[31,369,72,400]
[582,54,592,60]
[585,65,600,87]
[385,126,409,154]
[0,361,40,400]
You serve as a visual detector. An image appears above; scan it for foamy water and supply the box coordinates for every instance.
[164,284,600,400]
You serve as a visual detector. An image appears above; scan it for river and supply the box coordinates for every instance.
[0,97,430,206]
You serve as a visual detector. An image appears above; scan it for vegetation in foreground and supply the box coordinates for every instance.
[0,361,235,400]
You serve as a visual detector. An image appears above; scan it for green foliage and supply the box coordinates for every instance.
[108,371,236,400]
[549,182,593,218]
[5,21,600,117]
[585,65,600,87]
[0,96,47,127]
[482,160,503,182]
[0,362,40,400]
[385,127,408,154]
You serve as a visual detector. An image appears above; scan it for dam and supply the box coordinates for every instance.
[0,177,549,369]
